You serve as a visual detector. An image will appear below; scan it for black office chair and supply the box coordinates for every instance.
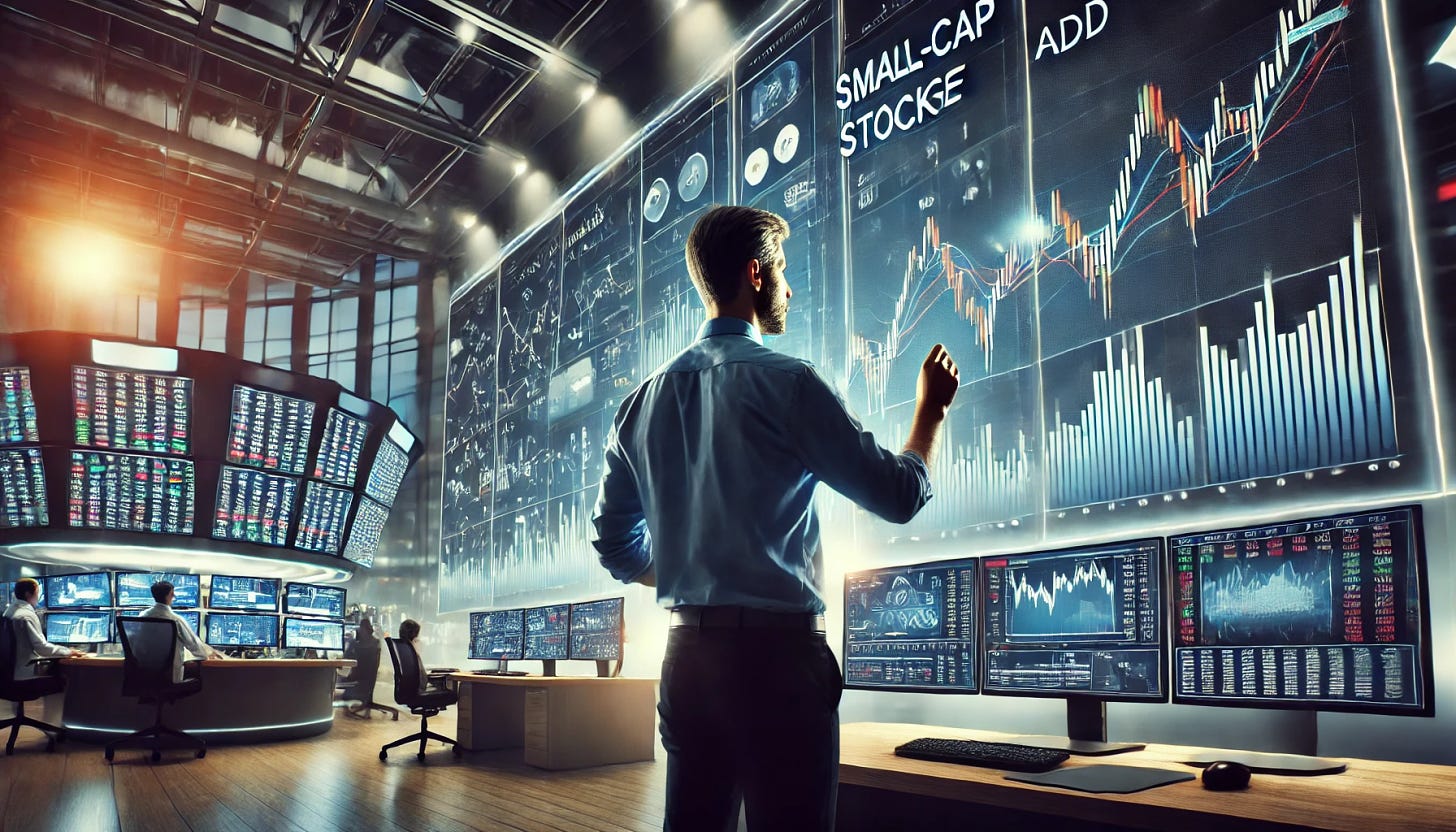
[0,619,65,754]
[338,638,398,720]
[379,637,461,762]
[105,617,206,763]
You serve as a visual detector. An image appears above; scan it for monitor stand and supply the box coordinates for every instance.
[1010,699,1146,756]
[541,660,557,678]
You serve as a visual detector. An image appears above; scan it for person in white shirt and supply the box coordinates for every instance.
[3,579,82,680]
[138,581,224,683]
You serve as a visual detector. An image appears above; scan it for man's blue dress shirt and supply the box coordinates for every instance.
[591,317,933,613]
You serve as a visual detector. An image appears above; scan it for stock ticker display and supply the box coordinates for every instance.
[364,438,410,508]
[1,448,48,528]
[72,366,191,455]
[212,466,298,547]
[295,482,352,555]
[569,597,623,660]
[69,451,195,534]
[469,609,524,660]
[844,559,977,691]
[524,603,570,660]
[1,367,39,444]
[314,409,370,487]
[343,497,388,568]
[226,386,315,476]
[982,539,1165,699]
[1171,507,1430,713]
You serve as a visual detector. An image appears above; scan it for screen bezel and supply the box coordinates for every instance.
[979,537,1170,703]
[469,608,525,661]
[281,616,345,651]
[206,575,281,612]
[842,556,981,695]
[113,571,202,609]
[44,611,114,644]
[204,612,280,647]
[282,581,347,619]
[567,596,625,661]
[42,571,114,610]
[522,604,571,661]
[1166,504,1435,718]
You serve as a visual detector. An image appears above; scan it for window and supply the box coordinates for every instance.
[243,274,293,370]
[177,285,227,352]
[371,261,421,428]
[308,289,359,389]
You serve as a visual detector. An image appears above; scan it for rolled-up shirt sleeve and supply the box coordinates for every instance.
[790,366,933,524]
[591,422,653,583]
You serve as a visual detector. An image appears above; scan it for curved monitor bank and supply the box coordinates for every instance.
[57,657,354,744]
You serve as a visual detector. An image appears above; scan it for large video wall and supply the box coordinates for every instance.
[441,0,1438,612]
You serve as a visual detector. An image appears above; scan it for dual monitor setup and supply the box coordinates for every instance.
[468,597,625,677]
[846,505,1431,757]
[3,571,350,654]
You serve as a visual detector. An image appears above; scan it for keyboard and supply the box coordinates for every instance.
[470,669,529,677]
[894,738,1069,773]
[428,667,460,674]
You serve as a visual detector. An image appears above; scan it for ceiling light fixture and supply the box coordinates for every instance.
[459,213,478,230]
[513,159,529,177]
[578,82,597,104]
[455,21,479,44]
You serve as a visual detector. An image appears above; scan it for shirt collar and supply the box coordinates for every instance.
[697,316,763,345]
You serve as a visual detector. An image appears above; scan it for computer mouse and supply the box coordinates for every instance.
[1201,761,1252,791]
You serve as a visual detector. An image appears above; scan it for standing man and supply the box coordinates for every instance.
[591,205,959,831]
[140,581,224,682]
[4,579,82,679]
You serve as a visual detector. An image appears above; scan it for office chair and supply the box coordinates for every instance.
[379,637,461,762]
[105,617,205,763]
[0,620,65,754]
[338,638,398,720]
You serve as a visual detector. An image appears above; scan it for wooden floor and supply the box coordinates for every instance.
[0,709,668,832]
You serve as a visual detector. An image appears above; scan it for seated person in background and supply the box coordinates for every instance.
[141,580,225,682]
[3,579,82,679]
[397,618,433,691]
[337,618,382,716]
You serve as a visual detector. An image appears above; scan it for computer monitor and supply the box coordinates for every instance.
[208,575,280,612]
[0,580,44,609]
[1169,506,1432,716]
[118,608,201,633]
[1,447,47,529]
[569,597,624,662]
[844,558,978,692]
[294,481,352,555]
[524,604,570,670]
[981,538,1166,754]
[283,582,346,619]
[205,613,279,648]
[282,617,345,651]
[313,408,370,487]
[364,437,409,507]
[43,572,113,609]
[212,466,299,546]
[224,384,315,475]
[469,609,525,661]
[115,572,201,608]
[45,611,113,644]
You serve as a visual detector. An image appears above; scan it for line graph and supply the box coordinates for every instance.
[1201,557,1333,644]
[1006,558,1119,638]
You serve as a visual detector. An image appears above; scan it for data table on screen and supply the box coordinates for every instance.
[225,385,315,476]
[0,367,39,445]
[72,366,191,455]
[1,448,48,528]
[69,451,195,534]
[844,560,978,692]
[364,439,409,507]
[212,466,298,546]
[313,409,369,486]
[343,498,388,568]
[294,482,352,555]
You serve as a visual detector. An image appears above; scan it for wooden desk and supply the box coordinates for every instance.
[838,723,1456,832]
[58,657,355,744]
[450,674,657,770]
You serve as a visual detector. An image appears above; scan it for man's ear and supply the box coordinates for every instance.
[746,257,762,292]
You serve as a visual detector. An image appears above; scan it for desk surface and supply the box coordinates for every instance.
[62,656,354,669]
[449,673,655,686]
[840,722,1456,832]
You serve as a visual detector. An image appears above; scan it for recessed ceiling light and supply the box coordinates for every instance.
[578,82,597,104]
[459,213,477,230]
[513,159,528,177]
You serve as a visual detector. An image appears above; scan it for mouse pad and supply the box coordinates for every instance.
[1006,764,1195,794]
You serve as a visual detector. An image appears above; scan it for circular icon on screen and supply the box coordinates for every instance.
[744,147,769,187]
[678,152,709,202]
[774,123,800,164]
[643,177,670,224]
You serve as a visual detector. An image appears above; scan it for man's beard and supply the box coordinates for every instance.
[756,270,789,334]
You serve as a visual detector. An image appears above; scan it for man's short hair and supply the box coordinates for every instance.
[14,578,38,601]
[151,581,174,604]
[685,205,790,306]
[398,619,421,643]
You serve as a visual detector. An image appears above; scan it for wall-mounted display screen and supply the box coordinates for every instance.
[569,597,623,661]
[115,572,200,608]
[208,575,280,612]
[844,558,978,692]
[469,609,524,660]
[205,613,279,647]
[44,572,113,609]
[212,466,298,547]
[342,497,388,568]
[283,582,345,619]
[363,438,408,507]
[68,451,195,534]
[118,608,201,633]
[294,482,352,555]
[0,367,39,445]
[283,617,345,651]
[523,604,569,660]
[1171,507,1431,715]
[313,409,369,486]
[1,448,48,528]
[46,612,112,644]
[72,366,191,455]
[225,385,315,476]
[0,581,44,608]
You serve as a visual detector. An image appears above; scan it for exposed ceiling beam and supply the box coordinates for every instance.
[412,0,600,83]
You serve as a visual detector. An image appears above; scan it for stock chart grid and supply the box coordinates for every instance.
[844,559,977,692]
